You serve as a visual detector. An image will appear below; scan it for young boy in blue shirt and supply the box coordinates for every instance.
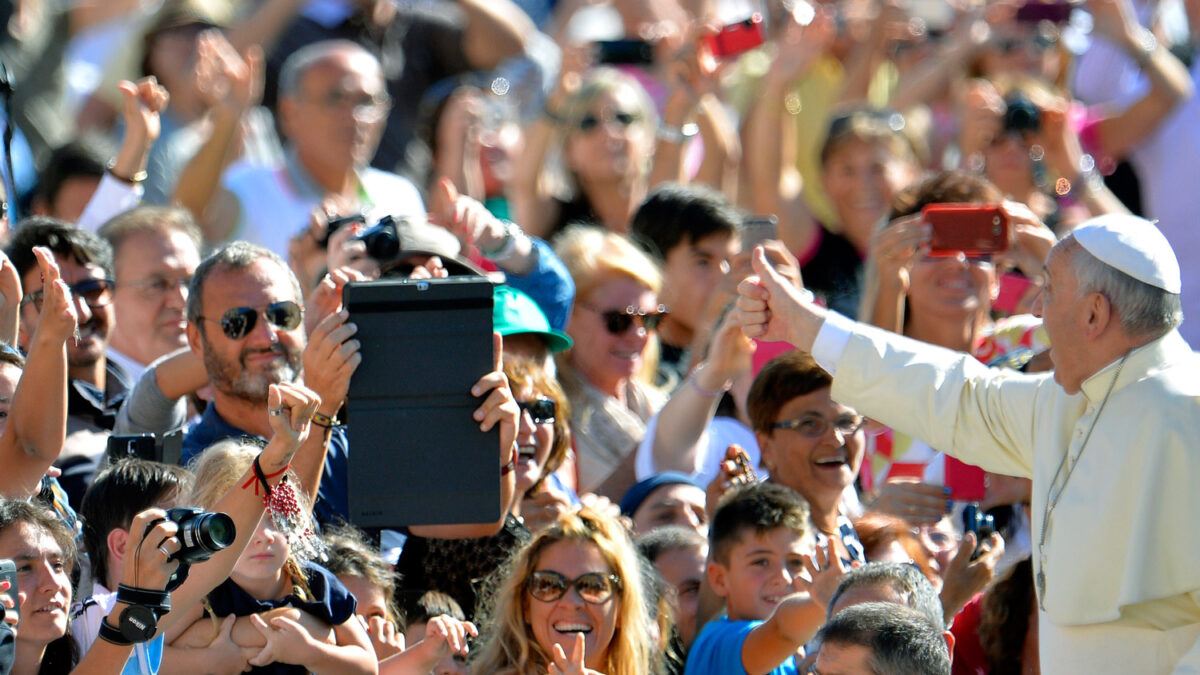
[684,482,830,675]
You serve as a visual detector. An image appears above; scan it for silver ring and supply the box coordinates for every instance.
[159,545,171,558]
[268,407,284,416]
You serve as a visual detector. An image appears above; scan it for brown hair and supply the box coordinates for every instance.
[746,350,833,434]
[503,355,571,482]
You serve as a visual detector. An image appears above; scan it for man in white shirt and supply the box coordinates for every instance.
[737,214,1200,673]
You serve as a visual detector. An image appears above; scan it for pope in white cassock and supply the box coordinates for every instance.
[737,213,1200,673]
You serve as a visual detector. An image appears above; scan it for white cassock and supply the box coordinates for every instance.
[811,312,1200,674]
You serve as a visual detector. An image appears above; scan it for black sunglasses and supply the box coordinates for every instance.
[579,303,668,335]
[198,301,303,340]
[526,570,621,605]
[22,278,115,312]
[518,398,556,424]
[578,110,639,132]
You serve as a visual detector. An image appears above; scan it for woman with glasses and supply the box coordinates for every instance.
[554,226,668,498]
[746,350,868,566]
[470,507,656,675]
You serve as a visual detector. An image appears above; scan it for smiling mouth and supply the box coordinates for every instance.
[814,455,848,468]
[554,622,593,635]
[518,445,538,461]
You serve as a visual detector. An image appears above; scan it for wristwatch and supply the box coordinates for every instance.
[656,122,700,144]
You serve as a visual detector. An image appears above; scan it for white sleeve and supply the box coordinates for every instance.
[76,174,142,231]
[811,311,856,376]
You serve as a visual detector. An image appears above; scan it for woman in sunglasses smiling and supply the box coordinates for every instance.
[470,507,656,675]
[555,227,669,497]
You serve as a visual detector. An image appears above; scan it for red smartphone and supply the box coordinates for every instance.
[705,14,765,59]
[1015,1,1076,24]
[922,203,1009,256]
[944,457,987,502]
[994,272,1036,314]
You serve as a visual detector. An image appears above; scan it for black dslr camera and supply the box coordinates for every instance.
[1003,95,1041,135]
[319,213,401,261]
[147,507,235,591]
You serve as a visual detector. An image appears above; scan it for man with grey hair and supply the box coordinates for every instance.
[176,39,424,256]
[827,562,945,630]
[737,213,1200,672]
[813,603,951,675]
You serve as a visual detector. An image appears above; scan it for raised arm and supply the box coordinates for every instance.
[160,383,321,634]
[0,248,77,497]
[457,0,532,71]
[1088,0,1195,160]
[741,10,833,254]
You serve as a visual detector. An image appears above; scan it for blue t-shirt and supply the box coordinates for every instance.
[684,618,800,675]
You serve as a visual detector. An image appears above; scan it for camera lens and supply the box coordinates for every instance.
[176,512,236,563]
[1003,97,1040,134]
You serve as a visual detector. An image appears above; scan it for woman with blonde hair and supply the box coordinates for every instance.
[470,507,657,675]
[555,225,667,497]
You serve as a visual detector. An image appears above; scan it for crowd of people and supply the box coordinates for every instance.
[0,0,1196,673]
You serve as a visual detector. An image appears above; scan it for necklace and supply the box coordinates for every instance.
[1035,352,1129,610]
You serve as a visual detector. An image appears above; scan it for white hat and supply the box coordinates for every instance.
[1071,214,1181,293]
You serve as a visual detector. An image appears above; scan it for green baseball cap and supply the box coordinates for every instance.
[493,286,573,353]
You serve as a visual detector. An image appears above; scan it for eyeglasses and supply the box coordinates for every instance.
[772,412,866,438]
[120,275,191,298]
[198,301,303,340]
[21,278,115,312]
[578,303,668,335]
[305,89,391,121]
[577,110,640,132]
[526,570,621,605]
[518,398,556,424]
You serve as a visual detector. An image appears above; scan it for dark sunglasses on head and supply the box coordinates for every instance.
[199,300,303,340]
[21,278,115,311]
[579,303,668,335]
[577,110,640,132]
[518,398,556,424]
[526,570,621,605]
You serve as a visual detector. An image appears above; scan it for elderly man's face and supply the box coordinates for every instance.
[110,229,200,366]
[282,50,389,172]
[188,259,304,404]
[1032,244,1090,394]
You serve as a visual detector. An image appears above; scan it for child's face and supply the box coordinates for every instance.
[232,517,289,585]
[709,527,812,622]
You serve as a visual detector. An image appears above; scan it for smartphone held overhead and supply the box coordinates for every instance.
[922,203,1010,257]
[705,14,765,59]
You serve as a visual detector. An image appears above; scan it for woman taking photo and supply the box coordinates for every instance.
[470,507,657,675]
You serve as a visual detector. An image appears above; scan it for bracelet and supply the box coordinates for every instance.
[311,411,340,429]
[656,122,700,144]
[688,367,732,398]
[1131,28,1158,67]
[241,454,290,497]
[107,160,148,185]
[98,617,135,646]
[479,221,522,261]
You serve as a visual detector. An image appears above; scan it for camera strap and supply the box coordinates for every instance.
[113,585,173,644]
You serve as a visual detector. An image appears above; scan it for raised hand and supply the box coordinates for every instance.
[421,615,478,661]
[195,30,263,114]
[705,444,757,516]
[869,478,951,525]
[300,309,362,416]
[116,76,169,164]
[471,332,519,468]
[736,247,819,346]
[264,382,321,452]
[939,530,1005,620]
[359,614,404,661]
[430,177,507,254]
[303,266,368,335]
[121,508,183,591]
[548,632,604,675]
[31,247,78,344]
[793,540,850,611]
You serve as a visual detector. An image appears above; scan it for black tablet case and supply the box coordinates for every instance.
[344,277,499,527]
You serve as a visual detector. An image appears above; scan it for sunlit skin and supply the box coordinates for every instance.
[524,540,621,671]
[229,517,290,601]
[0,362,19,437]
[1031,246,1090,393]
[337,574,389,621]
[109,228,200,366]
[563,89,653,189]
[822,139,914,253]
[709,528,812,622]
[514,384,555,495]
[0,522,71,663]
[19,254,113,386]
[811,641,876,675]
[566,278,658,399]
[657,232,739,348]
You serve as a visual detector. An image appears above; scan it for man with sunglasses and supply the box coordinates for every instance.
[5,218,127,508]
[180,242,356,525]
[737,214,1200,673]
